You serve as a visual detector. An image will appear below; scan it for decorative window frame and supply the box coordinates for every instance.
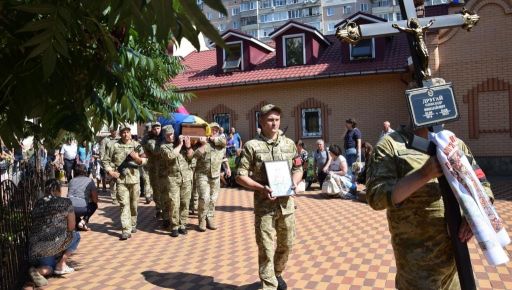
[301,108,322,138]
[213,113,231,133]
[206,104,238,130]
[349,38,375,60]
[282,33,306,67]
[248,101,270,138]
[292,98,331,142]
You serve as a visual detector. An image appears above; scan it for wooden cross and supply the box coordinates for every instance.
[337,1,481,289]
[336,0,479,86]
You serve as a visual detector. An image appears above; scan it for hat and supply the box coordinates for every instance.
[260,104,282,115]
[119,124,131,132]
[162,125,174,135]
[152,121,161,128]
[209,122,221,129]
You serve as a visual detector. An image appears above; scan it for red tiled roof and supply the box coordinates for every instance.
[172,34,410,92]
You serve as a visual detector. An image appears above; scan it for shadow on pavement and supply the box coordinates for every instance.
[215,205,253,212]
[141,271,260,289]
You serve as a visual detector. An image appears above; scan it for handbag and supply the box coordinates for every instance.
[322,174,341,196]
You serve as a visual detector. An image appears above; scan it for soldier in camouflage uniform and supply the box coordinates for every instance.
[160,125,194,237]
[366,127,493,290]
[236,104,303,290]
[194,122,227,232]
[102,125,147,240]
[142,122,163,218]
[139,123,153,204]
[188,157,198,215]
[99,127,119,204]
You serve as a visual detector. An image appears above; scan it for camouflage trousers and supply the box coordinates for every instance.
[141,166,153,198]
[116,183,140,234]
[196,174,220,222]
[106,175,117,201]
[189,174,199,211]
[148,170,161,211]
[255,209,295,290]
[159,177,170,221]
[166,177,192,230]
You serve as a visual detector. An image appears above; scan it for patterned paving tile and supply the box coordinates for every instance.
[39,177,512,289]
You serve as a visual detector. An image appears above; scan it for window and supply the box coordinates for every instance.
[326,7,334,16]
[284,35,305,66]
[376,0,389,7]
[395,12,402,21]
[301,108,322,137]
[286,0,301,4]
[288,9,302,19]
[259,28,274,38]
[255,111,262,129]
[350,38,374,59]
[232,7,240,16]
[217,23,226,32]
[219,12,225,19]
[260,0,272,9]
[246,29,258,38]
[207,12,212,20]
[343,5,351,14]
[223,42,242,72]
[233,21,240,29]
[240,1,257,11]
[214,113,231,133]
[360,3,369,12]
[306,21,321,30]
[327,22,336,32]
[241,16,257,26]
[303,7,320,17]
[273,0,285,7]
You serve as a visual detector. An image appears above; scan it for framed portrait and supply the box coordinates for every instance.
[264,160,294,197]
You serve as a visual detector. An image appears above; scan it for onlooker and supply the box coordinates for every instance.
[226,133,236,157]
[324,144,356,199]
[343,118,362,168]
[60,138,77,182]
[356,142,373,184]
[380,120,395,138]
[68,164,99,231]
[313,139,330,189]
[230,127,243,150]
[28,179,80,287]
[295,139,308,187]
[77,140,91,175]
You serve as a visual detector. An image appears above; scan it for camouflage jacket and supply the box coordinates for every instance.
[102,140,145,184]
[142,134,161,171]
[237,133,302,216]
[193,136,226,178]
[160,143,193,181]
[99,136,118,161]
[366,129,493,290]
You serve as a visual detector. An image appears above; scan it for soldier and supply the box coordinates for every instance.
[139,123,153,205]
[160,125,194,237]
[366,126,493,289]
[194,122,227,232]
[102,125,147,240]
[99,127,119,204]
[188,157,198,215]
[236,104,303,290]
[143,122,163,218]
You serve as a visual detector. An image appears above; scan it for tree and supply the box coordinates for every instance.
[0,0,226,146]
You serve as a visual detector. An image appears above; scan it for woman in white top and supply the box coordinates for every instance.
[324,144,356,198]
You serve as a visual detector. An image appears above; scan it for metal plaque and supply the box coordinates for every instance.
[406,83,459,128]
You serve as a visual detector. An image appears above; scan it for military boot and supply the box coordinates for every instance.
[277,276,287,290]
[198,218,206,232]
[206,218,217,230]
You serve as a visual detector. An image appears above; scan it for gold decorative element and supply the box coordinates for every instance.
[461,7,480,31]
[335,21,361,45]
[392,18,434,79]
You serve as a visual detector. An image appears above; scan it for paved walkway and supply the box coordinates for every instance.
[42,177,512,290]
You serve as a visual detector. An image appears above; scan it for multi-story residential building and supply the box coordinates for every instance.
[198,0,454,41]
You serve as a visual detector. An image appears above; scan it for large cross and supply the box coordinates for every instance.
[336,0,479,86]
[336,1,481,289]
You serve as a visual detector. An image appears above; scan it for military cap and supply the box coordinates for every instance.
[209,122,221,129]
[119,124,131,132]
[260,104,282,115]
[152,121,161,127]
[162,125,174,135]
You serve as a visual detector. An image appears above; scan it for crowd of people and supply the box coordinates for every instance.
[1,108,494,290]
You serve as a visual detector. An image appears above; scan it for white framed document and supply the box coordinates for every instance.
[264,160,294,197]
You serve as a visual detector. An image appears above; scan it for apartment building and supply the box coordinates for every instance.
[198,0,454,41]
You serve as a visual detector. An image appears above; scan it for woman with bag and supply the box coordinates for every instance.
[323,144,357,199]
[27,179,81,287]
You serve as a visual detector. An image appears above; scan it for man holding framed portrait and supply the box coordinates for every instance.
[236,104,303,290]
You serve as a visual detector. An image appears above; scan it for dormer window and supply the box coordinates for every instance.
[223,42,243,72]
[350,38,375,60]
[283,34,305,67]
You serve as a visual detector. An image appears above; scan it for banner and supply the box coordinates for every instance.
[429,130,510,266]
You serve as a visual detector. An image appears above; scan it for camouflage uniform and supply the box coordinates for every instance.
[143,134,162,215]
[102,139,145,235]
[100,135,119,201]
[366,129,493,290]
[237,132,302,290]
[189,157,199,213]
[194,136,226,227]
[161,142,193,231]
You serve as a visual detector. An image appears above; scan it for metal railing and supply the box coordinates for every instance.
[1,163,45,290]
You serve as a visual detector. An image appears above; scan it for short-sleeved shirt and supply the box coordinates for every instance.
[328,155,347,172]
[29,196,74,260]
[344,128,362,150]
[60,143,77,160]
[314,149,329,171]
[68,176,97,207]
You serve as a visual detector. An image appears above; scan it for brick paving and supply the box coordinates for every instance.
[40,177,512,290]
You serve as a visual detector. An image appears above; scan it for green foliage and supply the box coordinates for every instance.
[0,0,227,146]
